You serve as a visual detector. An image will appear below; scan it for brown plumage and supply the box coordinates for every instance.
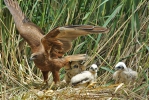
[63,61,87,84]
[4,0,109,84]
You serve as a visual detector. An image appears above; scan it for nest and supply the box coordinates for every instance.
[28,83,143,100]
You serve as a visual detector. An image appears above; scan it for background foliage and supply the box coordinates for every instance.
[0,0,149,99]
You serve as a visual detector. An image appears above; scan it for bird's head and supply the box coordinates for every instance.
[115,62,127,70]
[30,52,44,61]
[88,64,98,73]
[71,62,79,69]
[69,61,81,73]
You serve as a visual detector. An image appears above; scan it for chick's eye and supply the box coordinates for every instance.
[117,66,124,69]
[90,67,93,70]
[73,65,78,68]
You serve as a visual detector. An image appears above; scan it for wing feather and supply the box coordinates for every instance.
[4,0,44,51]
[4,0,24,27]
[41,25,109,58]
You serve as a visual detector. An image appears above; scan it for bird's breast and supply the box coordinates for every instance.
[33,59,51,71]
[34,59,63,71]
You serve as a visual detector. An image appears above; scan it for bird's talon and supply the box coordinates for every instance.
[87,82,97,88]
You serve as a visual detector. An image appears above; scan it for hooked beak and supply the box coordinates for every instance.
[29,56,36,61]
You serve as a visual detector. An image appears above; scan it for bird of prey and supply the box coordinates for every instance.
[71,64,98,88]
[4,0,109,85]
[113,62,138,84]
[63,61,86,84]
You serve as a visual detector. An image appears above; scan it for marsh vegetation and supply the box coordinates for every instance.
[0,0,149,99]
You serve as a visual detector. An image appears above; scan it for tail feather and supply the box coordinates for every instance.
[64,54,88,62]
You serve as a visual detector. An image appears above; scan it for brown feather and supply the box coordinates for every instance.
[4,0,44,51]
[4,0,109,85]
[42,26,109,58]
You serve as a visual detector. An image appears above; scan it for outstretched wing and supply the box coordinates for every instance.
[4,0,44,51]
[41,25,109,58]
[4,0,24,26]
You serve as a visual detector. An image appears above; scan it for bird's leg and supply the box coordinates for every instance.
[40,71,49,90]
[42,71,49,84]
[87,82,98,88]
[51,70,62,89]
[52,70,60,84]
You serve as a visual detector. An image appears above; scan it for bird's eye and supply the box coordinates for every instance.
[73,65,78,68]
[115,66,124,70]
[117,66,123,69]
[89,67,93,70]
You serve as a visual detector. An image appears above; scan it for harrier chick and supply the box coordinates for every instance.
[71,64,98,88]
[113,62,138,84]
[63,61,86,84]
[4,0,109,85]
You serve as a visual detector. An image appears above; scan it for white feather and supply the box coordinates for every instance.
[71,64,98,87]
[71,71,94,84]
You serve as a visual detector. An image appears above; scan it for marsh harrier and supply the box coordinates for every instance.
[4,0,109,85]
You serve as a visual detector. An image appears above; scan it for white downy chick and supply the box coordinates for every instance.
[113,62,138,84]
[71,64,98,88]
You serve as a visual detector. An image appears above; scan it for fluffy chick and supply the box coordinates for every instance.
[71,64,98,88]
[113,62,138,84]
[63,61,86,84]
